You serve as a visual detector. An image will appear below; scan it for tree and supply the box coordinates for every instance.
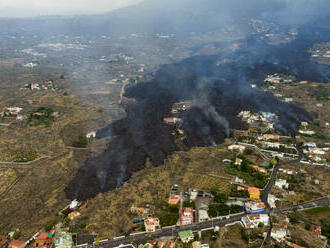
[12,231,21,239]
[258,222,264,228]
[45,219,57,232]
[241,229,249,242]
[289,213,298,224]
[244,148,253,155]
[305,223,311,231]
[72,135,88,148]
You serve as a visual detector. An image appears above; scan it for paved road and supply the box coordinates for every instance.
[261,141,303,209]
[96,197,329,248]
[273,197,330,213]
[0,155,49,168]
[100,213,245,248]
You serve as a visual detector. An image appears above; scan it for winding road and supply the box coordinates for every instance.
[261,141,303,209]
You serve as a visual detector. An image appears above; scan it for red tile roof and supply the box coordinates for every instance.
[37,232,49,240]
[9,240,25,248]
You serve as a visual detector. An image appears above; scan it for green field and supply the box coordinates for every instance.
[303,206,330,214]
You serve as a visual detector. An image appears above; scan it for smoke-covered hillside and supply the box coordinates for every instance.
[65,25,330,200]
[1,0,329,37]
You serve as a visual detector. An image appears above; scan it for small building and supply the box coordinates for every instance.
[30,83,41,90]
[270,227,287,240]
[69,199,80,209]
[275,179,288,189]
[301,122,309,127]
[310,225,322,236]
[241,214,269,228]
[248,187,260,200]
[244,200,265,214]
[181,207,194,225]
[8,240,25,248]
[263,142,280,149]
[222,159,232,164]
[228,145,246,153]
[198,209,210,222]
[178,230,194,243]
[279,168,296,175]
[268,194,277,209]
[192,241,200,248]
[86,131,96,139]
[130,205,151,217]
[188,189,198,201]
[1,107,23,117]
[303,142,316,148]
[33,232,53,248]
[235,158,243,166]
[144,217,160,233]
[299,130,316,136]
[257,134,280,141]
[163,117,181,124]
[53,231,73,248]
[233,177,245,184]
[237,186,245,191]
[168,195,180,205]
[252,165,267,174]
[68,211,81,220]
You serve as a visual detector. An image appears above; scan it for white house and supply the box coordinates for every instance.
[299,130,316,135]
[304,142,316,148]
[144,217,160,233]
[233,177,245,184]
[198,209,210,222]
[241,214,269,228]
[268,194,277,209]
[271,228,287,240]
[275,179,288,189]
[86,131,97,139]
[279,168,296,175]
[228,144,246,153]
[235,158,243,166]
[69,199,80,209]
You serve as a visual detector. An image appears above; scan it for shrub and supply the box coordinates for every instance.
[241,229,249,242]
[72,135,88,148]
[45,219,57,231]
[12,231,21,239]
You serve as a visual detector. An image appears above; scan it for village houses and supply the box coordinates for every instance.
[275,179,289,189]
[144,217,160,233]
[180,207,194,225]
[248,187,260,200]
[241,214,269,228]
[228,144,246,153]
[33,232,53,248]
[244,200,265,214]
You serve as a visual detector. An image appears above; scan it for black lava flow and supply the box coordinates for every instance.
[65,27,330,201]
